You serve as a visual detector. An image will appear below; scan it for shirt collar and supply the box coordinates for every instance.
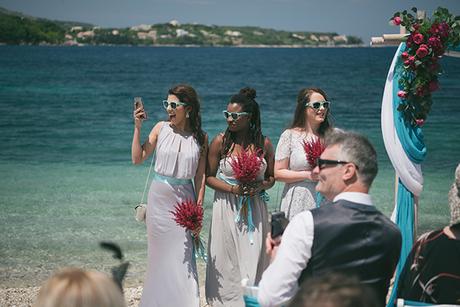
[333,192,373,206]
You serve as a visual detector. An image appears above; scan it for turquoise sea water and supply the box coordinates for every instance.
[0,46,459,287]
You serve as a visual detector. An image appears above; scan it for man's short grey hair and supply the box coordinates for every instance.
[325,131,378,187]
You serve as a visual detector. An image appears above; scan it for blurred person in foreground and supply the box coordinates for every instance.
[288,273,380,307]
[33,267,126,307]
[258,131,402,307]
[396,163,460,304]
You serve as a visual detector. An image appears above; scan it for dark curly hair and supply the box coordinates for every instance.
[168,84,205,147]
[290,87,333,136]
[221,87,265,158]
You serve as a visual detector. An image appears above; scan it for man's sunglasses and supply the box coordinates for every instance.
[306,101,330,110]
[317,158,356,170]
[162,100,188,109]
[222,110,250,120]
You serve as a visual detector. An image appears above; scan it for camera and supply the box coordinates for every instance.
[270,211,289,239]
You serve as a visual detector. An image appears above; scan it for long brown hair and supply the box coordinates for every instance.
[168,84,205,147]
[221,87,264,158]
[290,87,333,136]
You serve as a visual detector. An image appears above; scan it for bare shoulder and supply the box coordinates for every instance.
[211,133,225,146]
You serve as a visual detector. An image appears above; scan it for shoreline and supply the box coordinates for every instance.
[0,43,370,48]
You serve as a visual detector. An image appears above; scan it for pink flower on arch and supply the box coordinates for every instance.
[413,33,424,45]
[397,90,408,99]
[415,119,425,127]
[392,17,402,26]
[416,44,429,58]
[438,22,450,38]
[401,51,409,59]
[428,36,441,49]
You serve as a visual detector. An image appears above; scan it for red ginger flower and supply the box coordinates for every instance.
[229,148,263,183]
[171,199,203,235]
[302,137,326,168]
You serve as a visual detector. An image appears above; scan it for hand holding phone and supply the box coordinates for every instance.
[133,97,147,120]
[270,211,289,239]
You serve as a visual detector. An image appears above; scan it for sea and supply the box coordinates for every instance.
[0,46,459,288]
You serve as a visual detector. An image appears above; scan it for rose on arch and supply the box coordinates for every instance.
[392,16,402,26]
[413,33,424,45]
[401,51,409,59]
[416,44,429,58]
[415,119,425,127]
[429,80,439,92]
[397,90,408,99]
[438,22,450,38]
[428,36,441,49]
[404,56,415,68]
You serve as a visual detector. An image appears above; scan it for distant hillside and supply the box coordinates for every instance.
[0,7,363,46]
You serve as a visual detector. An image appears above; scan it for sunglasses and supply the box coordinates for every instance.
[223,110,250,120]
[317,158,355,170]
[306,100,330,110]
[162,100,188,110]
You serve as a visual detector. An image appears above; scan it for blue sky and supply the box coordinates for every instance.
[1,0,460,43]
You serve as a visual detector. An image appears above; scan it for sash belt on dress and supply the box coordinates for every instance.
[217,172,269,245]
[152,171,193,186]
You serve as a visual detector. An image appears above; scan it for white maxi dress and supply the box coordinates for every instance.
[205,157,269,307]
[140,122,200,307]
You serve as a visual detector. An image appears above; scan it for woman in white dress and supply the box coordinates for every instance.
[131,84,208,307]
[205,87,275,307]
[274,87,333,220]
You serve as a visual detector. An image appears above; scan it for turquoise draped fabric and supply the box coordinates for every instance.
[386,43,427,307]
[243,295,260,307]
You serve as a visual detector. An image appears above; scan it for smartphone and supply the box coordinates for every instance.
[271,211,289,239]
[134,97,147,120]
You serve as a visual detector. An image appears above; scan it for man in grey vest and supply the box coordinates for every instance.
[258,131,402,307]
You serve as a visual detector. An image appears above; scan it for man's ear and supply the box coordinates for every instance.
[342,163,357,181]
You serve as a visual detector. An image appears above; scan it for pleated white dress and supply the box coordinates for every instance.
[205,157,270,307]
[140,122,200,307]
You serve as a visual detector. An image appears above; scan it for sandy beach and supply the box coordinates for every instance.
[0,263,208,307]
[0,285,208,307]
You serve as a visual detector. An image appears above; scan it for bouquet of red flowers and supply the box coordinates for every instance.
[229,148,263,231]
[303,137,325,168]
[171,199,206,261]
[229,148,263,184]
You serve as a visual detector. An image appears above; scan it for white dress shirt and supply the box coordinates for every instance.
[257,192,373,307]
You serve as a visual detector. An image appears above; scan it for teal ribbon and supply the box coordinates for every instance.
[315,191,323,208]
[152,171,193,186]
[191,233,207,262]
[243,295,260,307]
[387,43,427,307]
[217,172,268,245]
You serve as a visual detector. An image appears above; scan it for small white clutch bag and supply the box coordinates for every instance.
[134,204,147,223]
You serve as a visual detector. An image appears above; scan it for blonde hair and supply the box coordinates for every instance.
[34,268,126,307]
